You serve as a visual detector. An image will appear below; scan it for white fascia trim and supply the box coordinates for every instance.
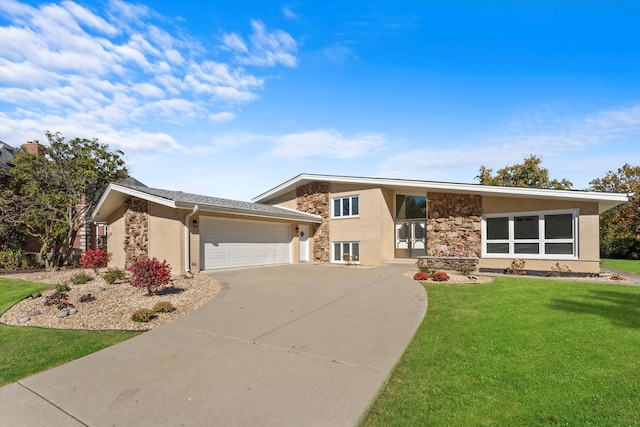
[174,203,323,223]
[91,183,176,221]
[252,173,629,204]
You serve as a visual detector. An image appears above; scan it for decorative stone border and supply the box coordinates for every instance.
[417,256,479,272]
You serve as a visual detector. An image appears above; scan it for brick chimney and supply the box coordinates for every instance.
[22,140,39,156]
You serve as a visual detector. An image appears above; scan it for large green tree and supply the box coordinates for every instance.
[6,131,128,269]
[476,155,573,189]
[589,164,640,259]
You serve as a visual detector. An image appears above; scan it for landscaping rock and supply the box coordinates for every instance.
[68,307,78,315]
[30,292,42,299]
[27,309,41,316]
[18,316,30,323]
[57,309,69,318]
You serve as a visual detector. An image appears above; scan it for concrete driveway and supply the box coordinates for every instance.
[1,263,426,427]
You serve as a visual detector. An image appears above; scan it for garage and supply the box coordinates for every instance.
[201,217,292,270]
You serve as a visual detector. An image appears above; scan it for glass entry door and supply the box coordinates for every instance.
[395,194,427,258]
[395,221,426,258]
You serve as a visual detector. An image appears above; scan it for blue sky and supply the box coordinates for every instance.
[1,1,638,200]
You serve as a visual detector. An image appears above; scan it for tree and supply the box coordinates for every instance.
[7,131,128,269]
[589,164,640,259]
[476,155,573,190]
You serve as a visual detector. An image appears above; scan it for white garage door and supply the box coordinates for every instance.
[201,217,291,270]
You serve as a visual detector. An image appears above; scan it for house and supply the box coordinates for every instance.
[91,182,322,274]
[252,174,630,274]
[93,174,629,275]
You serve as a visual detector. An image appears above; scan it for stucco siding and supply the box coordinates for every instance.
[106,205,126,269]
[148,203,184,274]
[329,185,389,265]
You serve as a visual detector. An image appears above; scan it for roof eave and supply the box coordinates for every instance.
[175,202,322,223]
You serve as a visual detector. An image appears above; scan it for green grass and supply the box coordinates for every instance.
[361,277,640,426]
[0,278,140,386]
[601,258,640,275]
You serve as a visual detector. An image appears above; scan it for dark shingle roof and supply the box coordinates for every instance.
[117,182,321,222]
[0,141,16,173]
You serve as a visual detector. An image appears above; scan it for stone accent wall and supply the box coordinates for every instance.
[417,256,478,271]
[427,192,482,257]
[296,182,330,262]
[123,197,148,268]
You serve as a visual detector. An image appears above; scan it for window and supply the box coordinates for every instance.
[333,242,360,263]
[333,195,359,218]
[483,210,577,258]
[396,195,427,220]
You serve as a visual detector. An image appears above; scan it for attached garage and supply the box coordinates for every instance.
[92,182,322,275]
[201,217,291,270]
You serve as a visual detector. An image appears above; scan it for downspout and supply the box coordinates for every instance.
[184,205,199,276]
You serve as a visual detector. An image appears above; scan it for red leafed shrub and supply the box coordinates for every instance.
[413,271,430,281]
[128,258,172,296]
[431,271,450,282]
[79,249,111,273]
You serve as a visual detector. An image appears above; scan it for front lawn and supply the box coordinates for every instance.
[601,258,640,275]
[361,277,640,426]
[0,278,139,386]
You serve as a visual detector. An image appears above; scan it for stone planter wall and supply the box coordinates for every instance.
[123,197,148,269]
[297,182,330,262]
[417,256,479,272]
[427,192,482,258]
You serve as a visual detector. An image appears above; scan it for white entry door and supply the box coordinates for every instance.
[298,224,309,262]
[201,217,291,270]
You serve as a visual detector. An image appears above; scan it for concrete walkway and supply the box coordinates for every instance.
[0,263,427,427]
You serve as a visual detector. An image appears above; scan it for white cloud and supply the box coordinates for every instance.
[194,129,389,159]
[222,20,298,67]
[208,112,236,123]
[0,0,299,156]
[282,6,298,20]
[378,104,640,185]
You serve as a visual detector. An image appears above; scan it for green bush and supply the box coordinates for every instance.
[71,271,93,285]
[153,301,176,313]
[56,284,71,292]
[104,268,126,284]
[131,308,155,323]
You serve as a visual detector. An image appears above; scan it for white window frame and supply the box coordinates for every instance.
[482,209,579,259]
[332,241,360,264]
[332,195,360,219]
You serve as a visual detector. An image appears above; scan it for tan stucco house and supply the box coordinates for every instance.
[93,174,629,275]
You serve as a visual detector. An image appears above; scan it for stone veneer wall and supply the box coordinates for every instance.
[296,182,330,262]
[427,192,482,257]
[123,197,148,268]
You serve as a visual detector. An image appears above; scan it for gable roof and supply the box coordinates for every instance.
[252,173,631,214]
[0,141,16,174]
[92,182,322,223]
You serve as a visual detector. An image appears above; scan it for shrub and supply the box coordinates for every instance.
[56,284,71,292]
[128,258,172,296]
[457,262,474,276]
[153,301,176,313]
[507,259,526,275]
[71,271,93,285]
[431,271,450,282]
[550,262,572,277]
[104,268,127,284]
[131,308,155,322]
[413,271,430,281]
[79,249,111,274]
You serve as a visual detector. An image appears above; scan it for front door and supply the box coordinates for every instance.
[395,221,426,258]
[298,224,309,262]
[394,194,427,258]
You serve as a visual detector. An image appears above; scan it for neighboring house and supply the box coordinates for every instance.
[91,182,322,275]
[0,140,136,257]
[94,173,629,275]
